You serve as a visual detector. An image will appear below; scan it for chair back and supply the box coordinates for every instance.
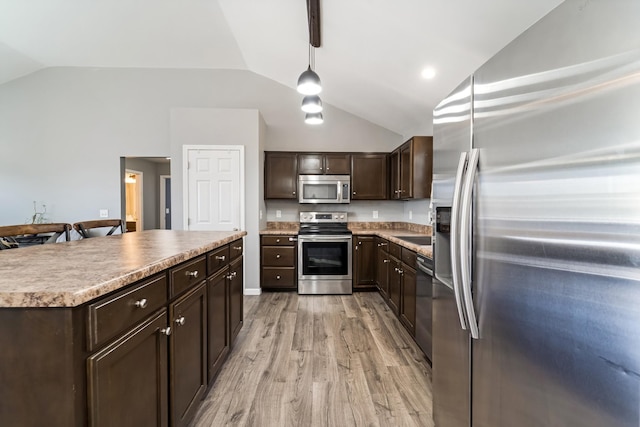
[0,223,72,249]
[73,219,125,238]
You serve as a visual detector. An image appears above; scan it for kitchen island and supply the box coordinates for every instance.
[0,229,246,427]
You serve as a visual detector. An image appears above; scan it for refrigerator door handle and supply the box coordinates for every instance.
[460,148,480,339]
[450,151,470,330]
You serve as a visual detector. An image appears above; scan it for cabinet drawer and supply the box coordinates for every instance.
[376,238,389,252]
[207,245,229,274]
[401,247,417,267]
[261,235,296,246]
[87,274,168,351]
[262,246,296,266]
[388,242,401,259]
[229,239,244,260]
[261,267,296,288]
[170,256,206,297]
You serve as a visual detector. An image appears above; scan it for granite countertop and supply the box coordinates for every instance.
[260,221,433,259]
[0,230,246,308]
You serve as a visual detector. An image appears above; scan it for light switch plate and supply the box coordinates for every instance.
[372,210,379,219]
[276,210,282,218]
[99,209,109,218]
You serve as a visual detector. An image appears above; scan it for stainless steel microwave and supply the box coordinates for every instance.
[298,175,350,204]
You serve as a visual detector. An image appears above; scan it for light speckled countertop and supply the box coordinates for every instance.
[260,222,433,259]
[0,230,246,308]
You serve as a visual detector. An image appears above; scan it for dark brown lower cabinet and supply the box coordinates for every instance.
[229,256,244,346]
[388,256,402,314]
[207,267,229,383]
[87,309,169,427]
[376,239,390,300]
[400,264,417,335]
[353,235,376,289]
[169,282,207,427]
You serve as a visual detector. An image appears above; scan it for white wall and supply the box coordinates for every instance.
[0,66,400,226]
[170,108,262,294]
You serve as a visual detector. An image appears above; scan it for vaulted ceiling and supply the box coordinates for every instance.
[0,0,563,134]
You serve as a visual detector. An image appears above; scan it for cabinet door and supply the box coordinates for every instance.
[170,282,207,427]
[400,264,417,336]
[353,236,376,289]
[87,310,169,427]
[389,149,401,199]
[376,243,389,300]
[400,140,413,199]
[207,267,229,384]
[298,154,324,174]
[325,154,351,174]
[351,154,388,200]
[265,152,298,199]
[229,256,244,346]
[388,257,401,315]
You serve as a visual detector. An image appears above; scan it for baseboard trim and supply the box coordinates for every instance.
[244,288,262,296]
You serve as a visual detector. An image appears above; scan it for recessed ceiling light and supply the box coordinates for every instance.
[421,67,436,79]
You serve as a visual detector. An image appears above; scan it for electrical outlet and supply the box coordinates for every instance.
[276,210,282,218]
[409,210,413,220]
[372,210,379,219]
[99,209,109,218]
[259,210,263,220]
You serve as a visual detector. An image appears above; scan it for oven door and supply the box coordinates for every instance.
[298,234,353,280]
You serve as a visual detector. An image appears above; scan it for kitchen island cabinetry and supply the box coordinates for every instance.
[351,153,388,200]
[0,230,246,427]
[264,152,298,199]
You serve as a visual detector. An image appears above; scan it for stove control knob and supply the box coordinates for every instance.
[340,215,345,219]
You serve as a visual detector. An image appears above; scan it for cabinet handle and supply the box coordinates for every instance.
[383,259,390,263]
[215,255,226,261]
[233,271,237,277]
[134,298,148,309]
[378,243,387,247]
[293,191,296,195]
[276,275,281,280]
[355,246,358,251]
[186,270,199,279]
[276,254,281,259]
[276,238,280,243]
[160,327,172,336]
[353,191,356,195]
[227,271,237,280]
[398,269,404,275]
[175,316,186,326]
[233,246,242,251]
[288,237,297,242]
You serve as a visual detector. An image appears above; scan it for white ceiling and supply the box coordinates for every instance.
[0,0,563,135]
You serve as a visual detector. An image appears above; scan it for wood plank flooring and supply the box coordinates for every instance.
[190,292,434,427]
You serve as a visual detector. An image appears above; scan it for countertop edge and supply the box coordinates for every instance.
[0,231,247,309]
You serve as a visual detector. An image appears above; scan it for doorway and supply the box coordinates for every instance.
[125,169,143,232]
[160,175,171,230]
[120,157,172,230]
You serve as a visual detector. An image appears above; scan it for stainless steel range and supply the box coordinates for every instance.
[297,211,352,295]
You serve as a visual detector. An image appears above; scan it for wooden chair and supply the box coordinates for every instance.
[0,223,72,249]
[73,219,125,238]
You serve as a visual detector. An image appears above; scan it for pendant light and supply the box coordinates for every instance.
[297,44,322,95]
[301,95,323,113]
[305,112,324,125]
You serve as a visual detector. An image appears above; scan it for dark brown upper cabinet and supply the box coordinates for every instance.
[390,136,433,200]
[265,152,298,199]
[298,153,351,175]
[351,153,388,200]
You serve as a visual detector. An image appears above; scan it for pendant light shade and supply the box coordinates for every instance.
[305,112,324,125]
[301,95,323,113]
[297,66,322,95]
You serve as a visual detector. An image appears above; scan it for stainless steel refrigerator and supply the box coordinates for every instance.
[431,1,640,426]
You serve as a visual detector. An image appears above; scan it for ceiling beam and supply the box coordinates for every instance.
[307,0,321,47]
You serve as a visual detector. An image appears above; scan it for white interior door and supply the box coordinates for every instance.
[185,147,243,231]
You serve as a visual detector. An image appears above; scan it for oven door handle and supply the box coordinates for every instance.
[298,235,352,243]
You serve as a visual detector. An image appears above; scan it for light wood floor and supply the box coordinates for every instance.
[190,292,434,427]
